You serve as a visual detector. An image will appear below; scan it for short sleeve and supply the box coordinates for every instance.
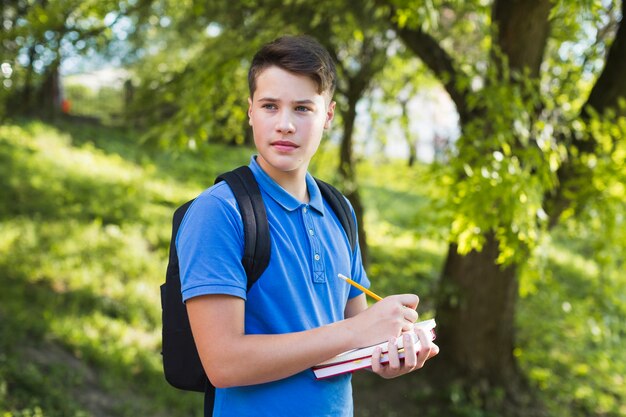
[176,184,247,302]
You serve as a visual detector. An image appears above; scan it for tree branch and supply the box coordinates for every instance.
[582,0,626,119]
[546,1,626,227]
[384,6,468,124]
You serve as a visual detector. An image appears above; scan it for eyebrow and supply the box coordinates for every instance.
[257,97,316,105]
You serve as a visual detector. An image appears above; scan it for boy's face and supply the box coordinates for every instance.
[248,66,335,179]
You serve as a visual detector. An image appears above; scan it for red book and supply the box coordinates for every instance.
[312,319,437,379]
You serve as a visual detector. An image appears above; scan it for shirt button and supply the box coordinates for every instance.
[314,254,320,261]
[309,229,314,236]
[303,207,308,213]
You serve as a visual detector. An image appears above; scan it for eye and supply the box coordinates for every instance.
[295,105,311,112]
[261,103,277,110]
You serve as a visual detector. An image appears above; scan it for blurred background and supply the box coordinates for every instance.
[1,1,625,416]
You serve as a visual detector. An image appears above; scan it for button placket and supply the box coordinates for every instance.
[302,205,325,283]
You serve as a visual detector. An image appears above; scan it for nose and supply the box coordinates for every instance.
[276,110,295,134]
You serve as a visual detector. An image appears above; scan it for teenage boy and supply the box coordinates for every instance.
[177,35,439,417]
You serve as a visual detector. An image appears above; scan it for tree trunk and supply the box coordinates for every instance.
[437,236,518,383]
[339,91,369,266]
[387,0,626,414]
[492,0,552,78]
[429,236,542,410]
[399,99,416,166]
[389,0,553,413]
[390,0,626,414]
[579,0,626,121]
[37,63,61,119]
[19,46,38,115]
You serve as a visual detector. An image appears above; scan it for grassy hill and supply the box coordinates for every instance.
[0,119,624,417]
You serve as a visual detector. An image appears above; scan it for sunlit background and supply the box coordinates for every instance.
[1,1,625,416]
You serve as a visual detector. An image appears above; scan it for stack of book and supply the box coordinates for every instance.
[312,318,437,379]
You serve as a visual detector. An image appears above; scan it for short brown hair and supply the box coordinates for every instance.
[248,35,337,99]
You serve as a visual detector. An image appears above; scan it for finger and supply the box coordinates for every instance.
[415,328,434,369]
[401,333,417,369]
[370,347,383,373]
[428,342,440,359]
[403,307,418,323]
[386,337,401,371]
[401,320,415,333]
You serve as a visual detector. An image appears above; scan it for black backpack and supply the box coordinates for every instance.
[160,166,357,404]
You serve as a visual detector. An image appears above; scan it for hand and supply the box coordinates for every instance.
[348,294,419,348]
[370,327,439,379]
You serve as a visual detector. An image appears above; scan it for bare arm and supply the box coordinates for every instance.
[187,292,418,388]
[344,293,368,318]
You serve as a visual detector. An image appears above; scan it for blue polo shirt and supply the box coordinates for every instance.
[177,156,370,417]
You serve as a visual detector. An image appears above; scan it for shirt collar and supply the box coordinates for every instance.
[248,156,325,214]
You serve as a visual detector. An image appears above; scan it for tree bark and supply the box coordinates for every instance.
[492,0,552,78]
[19,46,38,115]
[392,22,470,124]
[437,236,518,383]
[399,99,417,166]
[339,88,369,266]
[430,236,539,414]
[583,0,626,119]
[37,63,62,119]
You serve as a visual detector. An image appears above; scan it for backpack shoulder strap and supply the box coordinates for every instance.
[167,199,194,277]
[314,178,357,251]
[215,166,270,290]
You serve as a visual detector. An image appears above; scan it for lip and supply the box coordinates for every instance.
[271,140,299,152]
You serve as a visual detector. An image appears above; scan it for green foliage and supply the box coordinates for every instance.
[0,120,232,416]
[2,1,625,414]
[63,83,126,125]
[518,228,626,417]
[0,0,140,116]
[125,0,401,154]
[124,1,291,148]
[570,108,626,269]
[359,161,448,309]
[387,0,625,272]
[130,30,259,148]
[1,119,625,417]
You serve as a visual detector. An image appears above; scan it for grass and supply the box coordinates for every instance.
[0,120,212,417]
[516,236,626,417]
[0,119,624,416]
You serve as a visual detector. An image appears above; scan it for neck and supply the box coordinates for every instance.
[279,174,309,203]
[257,157,309,203]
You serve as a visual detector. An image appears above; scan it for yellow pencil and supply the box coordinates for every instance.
[338,273,383,301]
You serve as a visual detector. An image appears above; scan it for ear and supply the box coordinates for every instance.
[324,100,336,130]
[247,97,253,126]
